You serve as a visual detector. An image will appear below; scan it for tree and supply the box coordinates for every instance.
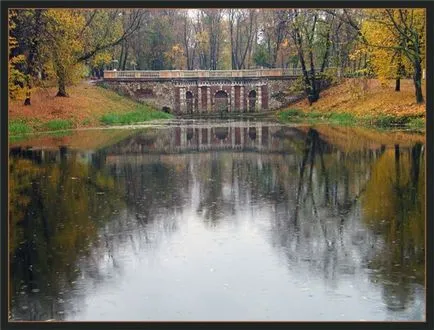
[289,9,335,104]
[9,9,47,105]
[258,10,289,68]
[43,9,145,96]
[331,8,425,103]
[180,11,197,70]
[361,9,425,103]
[228,9,257,69]
[165,44,186,69]
[253,43,271,68]
[8,10,28,101]
[43,9,86,96]
[196,9,224,70]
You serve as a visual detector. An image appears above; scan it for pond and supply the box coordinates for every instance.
[9,120,425,321]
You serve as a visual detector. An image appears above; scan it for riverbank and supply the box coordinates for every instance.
[278,79,425,129]
[8,82,172,136]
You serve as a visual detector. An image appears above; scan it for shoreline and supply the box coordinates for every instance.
[9,78,425,137]
[276,109,425,131]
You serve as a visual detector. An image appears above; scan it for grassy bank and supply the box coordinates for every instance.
[9,82,173,136]
[278,79,425,129]
[278,109,424,129]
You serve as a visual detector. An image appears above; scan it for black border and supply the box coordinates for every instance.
[1,1,432,329]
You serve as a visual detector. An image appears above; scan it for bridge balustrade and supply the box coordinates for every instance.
[103,67,348,80]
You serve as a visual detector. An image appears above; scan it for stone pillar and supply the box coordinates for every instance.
[231,85,235,112]
[231,126,235,148]
[257,84,262,111]
[198,86,202,112]
[207,126,211,147]
[207,86,211,112]
[240,85,245,111]
[180,87,186,113]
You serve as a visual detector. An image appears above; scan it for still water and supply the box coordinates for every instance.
[9,120,425,321]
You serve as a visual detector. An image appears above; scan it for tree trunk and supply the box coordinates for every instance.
[395,78,400,92]
[308,49,319,105]
[24,90,31,106]
[57,83,67,97]
[118,41,124,70]
[22,9,43,106]
[122,42,129,70]
[413,60,424,103]
[56,69,68,97]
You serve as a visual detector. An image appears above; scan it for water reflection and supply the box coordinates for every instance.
[9,122,425,321]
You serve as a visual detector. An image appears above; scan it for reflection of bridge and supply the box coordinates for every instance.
[102,69,332,114]
[103,123,309,155]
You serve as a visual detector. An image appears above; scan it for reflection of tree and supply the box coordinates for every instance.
[196,155,237,226]
[96,153,189,262]
[9,149,125,321]
[267,128,387,287]
[106,155,187,223]
[362,144,425,312]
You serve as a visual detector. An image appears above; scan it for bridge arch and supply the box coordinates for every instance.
[186,91,194,114]
[248,90,257,112]
[214,90,229,113]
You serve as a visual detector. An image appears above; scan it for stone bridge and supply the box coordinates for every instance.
[102,69,330,114]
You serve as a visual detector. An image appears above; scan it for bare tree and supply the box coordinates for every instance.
[228,9,257,69]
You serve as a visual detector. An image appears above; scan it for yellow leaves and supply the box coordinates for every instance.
[45,10,85,53]
[358,8,426,83]
[46,9,85,37]
[9,59,28,100]
[41,10,87,87]
[91,52,112,68]
[292,78,425,118]
[8,11,28,99]
[164,43,186,69]
[196,30,209,51]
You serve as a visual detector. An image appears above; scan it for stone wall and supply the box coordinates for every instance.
[100,80,175,113]
[268,78,304,110]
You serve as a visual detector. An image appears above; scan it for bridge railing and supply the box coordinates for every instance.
[103,68,339,80]
[102,67,377,80]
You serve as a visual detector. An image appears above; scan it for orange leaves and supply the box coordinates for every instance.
[292,78,425,118]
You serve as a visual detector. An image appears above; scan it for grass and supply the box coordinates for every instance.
[9,120,32,135]
[42,119,73,131]
[278,109,357,125]
[408,117,425,129]
[278,108,424,129]
[100,105,173,125]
